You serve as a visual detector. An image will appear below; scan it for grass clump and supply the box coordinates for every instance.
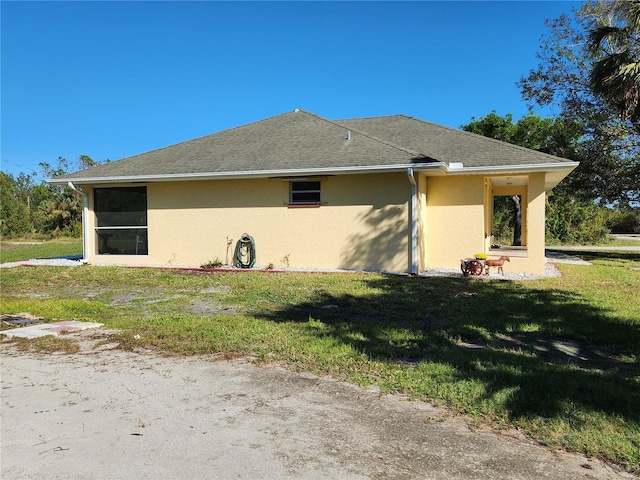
[8,336,80,354]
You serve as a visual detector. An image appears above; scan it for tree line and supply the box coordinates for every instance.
[0,156,98,238]
[1,1,638,241]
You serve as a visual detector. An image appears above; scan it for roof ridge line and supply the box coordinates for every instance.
[335,114,407,122]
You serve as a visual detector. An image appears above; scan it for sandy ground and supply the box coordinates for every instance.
[1,333,635,480]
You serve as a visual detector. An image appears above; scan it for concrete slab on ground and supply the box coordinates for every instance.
[0,320,103,339]
[0,254,83,269]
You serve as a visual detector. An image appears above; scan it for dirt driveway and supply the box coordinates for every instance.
[1,334,634,480]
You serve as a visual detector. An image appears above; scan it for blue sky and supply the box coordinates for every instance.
[1,1,580,179]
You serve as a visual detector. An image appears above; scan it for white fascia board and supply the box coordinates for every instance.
[46,163,445,185]
[47,161,579,185]
[435,161,579,191]
[437,162,579,175]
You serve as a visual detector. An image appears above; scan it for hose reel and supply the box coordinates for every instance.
[233,233,256,268]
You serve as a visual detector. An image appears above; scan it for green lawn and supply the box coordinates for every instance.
[0,239,82,263]
[1,248,638,473]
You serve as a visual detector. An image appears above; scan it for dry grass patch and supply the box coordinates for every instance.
[7,336,81,354]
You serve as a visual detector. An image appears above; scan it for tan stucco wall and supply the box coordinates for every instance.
[86,173,412,272]
[422,173,548,275]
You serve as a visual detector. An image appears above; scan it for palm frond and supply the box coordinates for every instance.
[588,25,626,51]
[588,1,640,131]
[614,0,640,30]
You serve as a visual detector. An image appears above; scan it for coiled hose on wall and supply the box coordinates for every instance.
[233,233,256,268]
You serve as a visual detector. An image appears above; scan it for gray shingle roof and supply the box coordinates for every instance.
[336,115,574,168]
[55,109,575,183]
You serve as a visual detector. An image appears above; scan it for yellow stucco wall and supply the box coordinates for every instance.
[84,171,549,275]
[85,174,412,272]
[523,172,547,274]
[423,175,486,269]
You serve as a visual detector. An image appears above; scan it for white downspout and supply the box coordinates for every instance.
[407,168,418,275]
[68,182,89,264]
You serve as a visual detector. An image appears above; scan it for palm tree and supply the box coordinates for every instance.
[588,0,640,132]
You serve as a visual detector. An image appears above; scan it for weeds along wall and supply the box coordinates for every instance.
[85,173,412,272]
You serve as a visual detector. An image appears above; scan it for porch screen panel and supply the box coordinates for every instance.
[94,187,148,255]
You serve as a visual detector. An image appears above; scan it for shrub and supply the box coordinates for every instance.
[546,198,610,244]
[606,210,640,233]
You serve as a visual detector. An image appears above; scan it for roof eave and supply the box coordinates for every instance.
[434,161,579,191]
[47,163,445,185]
[48,161,579,187]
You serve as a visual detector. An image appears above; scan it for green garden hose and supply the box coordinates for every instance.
[233,233,256,268]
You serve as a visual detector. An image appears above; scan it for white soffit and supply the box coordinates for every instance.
[489,175,529,187]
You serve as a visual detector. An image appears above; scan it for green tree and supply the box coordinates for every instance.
[39,156,70,180]
[546,197,610,244]
[40,194,82,236]
[588,0,640,132]
[78,154,98,170]
[518,1,639,206]
[462,112,581,154]
[1,154,99,238]
[37,157,83,236]
[0,172,31,237]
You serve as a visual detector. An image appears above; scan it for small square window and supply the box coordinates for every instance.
[290,181,321,204]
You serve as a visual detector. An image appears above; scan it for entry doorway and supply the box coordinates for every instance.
[485,176,528,252]
[492,195,522,247]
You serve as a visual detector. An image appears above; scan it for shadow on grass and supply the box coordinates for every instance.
[256,275,640,424]
[566,250,640,263]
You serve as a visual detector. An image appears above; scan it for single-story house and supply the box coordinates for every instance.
[49,109,578,275]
